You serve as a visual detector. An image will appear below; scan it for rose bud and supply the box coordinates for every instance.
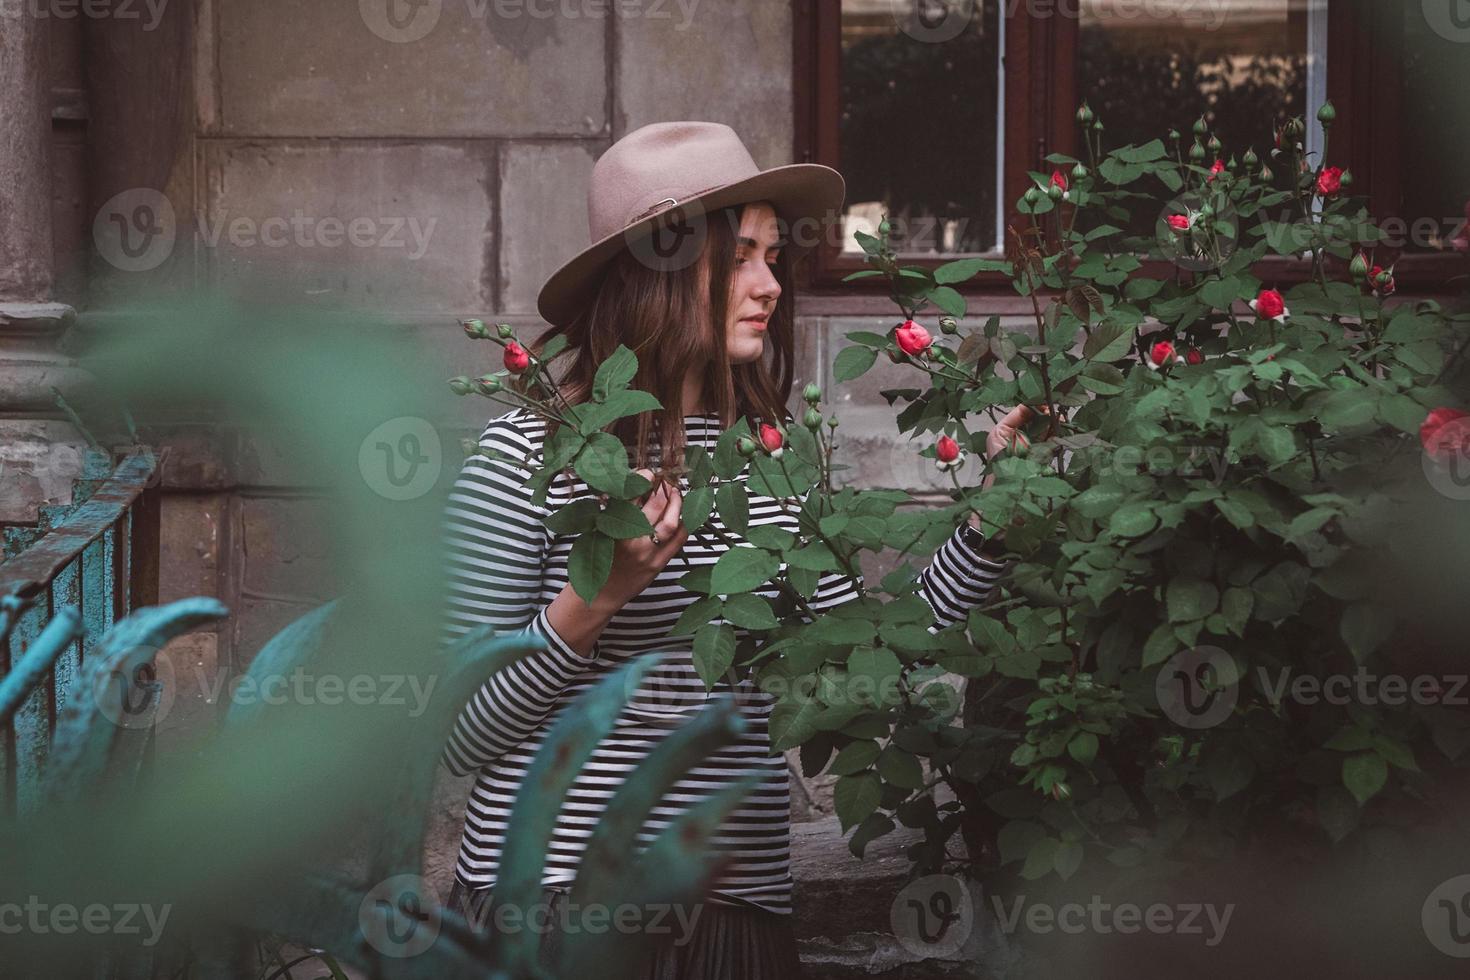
[447,375,474,396]
[1340,169,1354,189]
[935,434,962,471]
[1249,288,1289,323]
[461,318,490,339]
[1208,159,1226,181]
[1167,214,1192,232]
[1349,252,1370,282]
[1259,164,1274,182]
[1207,135,1223,156]
[1421,408,1470,462]
[1148,340,1180,369]
[502,341,531,373]
[1071,162,1089,182]
[1185,348,1205,366]
[1316,101,1337,125]
[1077,102,1095,126]
[1193,116,1209,137]
[496,323,515,340]
[1242,147,1259,170]
[1316,166,1343,197]
[803,382,823,403]
[473,374,502,395]
[938,315,959,335]
[895,319,933,357]
[804,407,823,430]
[1023,186,1041,205]
[1370,265,1396,296]
[736,436,758,457]
[1189,140,1207,163]
[758,422,785,458]
[1092,119,1104,132]
[1169,128,1181,142]
[1050,169,1070,201]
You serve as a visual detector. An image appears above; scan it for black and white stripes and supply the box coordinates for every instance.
[438,408,1007,915]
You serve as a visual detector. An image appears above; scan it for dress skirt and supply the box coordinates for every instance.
[445,880,805,979]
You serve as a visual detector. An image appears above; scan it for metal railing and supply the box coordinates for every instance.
[0,446,165,818]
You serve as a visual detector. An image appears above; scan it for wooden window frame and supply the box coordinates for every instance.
[793,0,1463,310]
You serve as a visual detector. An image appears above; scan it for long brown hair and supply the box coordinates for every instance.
[525,202,796,478]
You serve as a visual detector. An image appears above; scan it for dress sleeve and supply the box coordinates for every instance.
[438,413,597,777]
[801,516,1009,634]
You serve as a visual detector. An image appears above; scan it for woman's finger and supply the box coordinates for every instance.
[652,480,685,543]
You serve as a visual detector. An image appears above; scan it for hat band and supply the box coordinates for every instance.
[625,181,733,227]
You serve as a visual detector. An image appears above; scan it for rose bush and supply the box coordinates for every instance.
[448,101,1470,905]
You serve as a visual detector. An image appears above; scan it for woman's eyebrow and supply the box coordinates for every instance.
[737,236,783,249]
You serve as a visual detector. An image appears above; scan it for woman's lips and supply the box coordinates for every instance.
[741,318,767,331]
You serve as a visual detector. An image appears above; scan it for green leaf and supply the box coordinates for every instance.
[834,772,882,832]
[834,345,879,382]
[716,479,750,534]
[567,531,614,604]
[848,812,896,858]
[575,431,632,495]
[672,595,723,637]
[927,285,966,317]
[1067,732,1099,766]
[828,740,881,776]
[1214,496,1255,530]
[934,257,1009,283]
[692,623,736,689]
[1167,578,1219,623]
[770,696,825,751]
[1083,322,1134,361]
[877,745,925,790]
[1141,623,1177,668]
[1020,837,1061,880]
[1340,603,1395,662]
[710,546,780,595]
[721,593,779,630]
[1053,841,1084,880]
[544,497,602,535]
[596,498,655,539]
[1342,752,1388,806]
[576,388,663,433]
[1108,502,1158,538]
[998,820,1047,865]
[681,485,715,532]
[591,344,637,401]
[1316,784,1359,842]
[1221,587,1253,637]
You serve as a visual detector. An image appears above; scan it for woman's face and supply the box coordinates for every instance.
[723,201,783,365]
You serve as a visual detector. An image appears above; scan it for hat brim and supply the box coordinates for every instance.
[536,163,846,327]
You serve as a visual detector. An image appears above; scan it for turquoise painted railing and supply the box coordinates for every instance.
[0,445,164,819]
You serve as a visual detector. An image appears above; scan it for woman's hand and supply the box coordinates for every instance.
[602,467,690,605]
[981,404,1037,490]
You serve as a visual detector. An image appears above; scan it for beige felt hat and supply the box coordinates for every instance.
[536,121,846,327]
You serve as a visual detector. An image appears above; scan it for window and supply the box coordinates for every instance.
[796,0,1464,297]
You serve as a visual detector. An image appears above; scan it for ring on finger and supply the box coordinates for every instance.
[649,531,661,545]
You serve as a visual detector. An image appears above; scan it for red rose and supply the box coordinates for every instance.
[936,434,960,463]
[1421,408,1470,462]
[1316,166,1343,197]
[1251,289,1288,321]
[1185,348,1205,366]
[1167,214,1192,231]
[1207,159,1226,181]
[1369,265,1396,296]
[758,422,785,457]
[503,341,531,373]
[1149,341,1177,367]
[895,319,933,357]
[1051,169,1068,193]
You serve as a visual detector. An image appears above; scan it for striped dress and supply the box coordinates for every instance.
[438,407,1007,916]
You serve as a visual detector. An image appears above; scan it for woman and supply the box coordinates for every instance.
[438,122,1026,978]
